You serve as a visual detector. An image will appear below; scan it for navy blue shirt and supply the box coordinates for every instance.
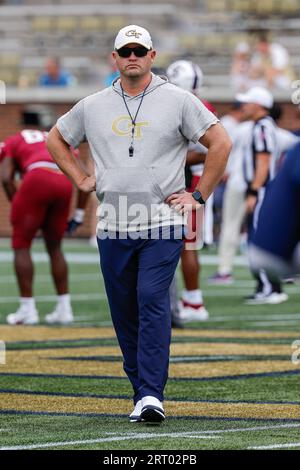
[253,142,300,260]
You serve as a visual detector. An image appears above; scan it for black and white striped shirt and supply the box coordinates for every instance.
[242,116,280,187]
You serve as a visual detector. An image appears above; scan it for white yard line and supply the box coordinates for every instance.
[2,291,300,305]
[0,252,249,266]
[0,293,107,304]
[2,423,300,450]
[190,423,300,435]
[0,432,220,450]
[248,321,300,327]
[211,314,300,321]
[248,442,300,450]
[202,288,300,296]
[0,273,101,284]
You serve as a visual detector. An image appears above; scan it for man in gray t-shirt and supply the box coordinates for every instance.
[47,24,231,423]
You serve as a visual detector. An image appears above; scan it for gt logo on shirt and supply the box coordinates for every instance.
[112,116,149,139]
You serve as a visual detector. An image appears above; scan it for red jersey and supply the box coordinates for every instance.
[201,99,218,116]
[0,130,55,173]
[0,142,5,162]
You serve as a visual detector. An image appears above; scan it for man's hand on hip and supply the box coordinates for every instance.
[165,191,201,215]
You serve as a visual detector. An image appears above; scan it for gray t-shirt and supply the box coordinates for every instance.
[57,74,218,232]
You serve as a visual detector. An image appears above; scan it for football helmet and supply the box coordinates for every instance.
[167,60,204,92]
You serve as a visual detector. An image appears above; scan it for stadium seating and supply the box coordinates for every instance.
[0,1,299,88]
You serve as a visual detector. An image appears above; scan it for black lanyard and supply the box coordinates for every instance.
[121,82,150,157]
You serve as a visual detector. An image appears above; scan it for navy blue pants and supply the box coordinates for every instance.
[97,228,183,403]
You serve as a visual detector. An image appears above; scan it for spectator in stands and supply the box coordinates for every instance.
[249,33,293,90]
[39,57,75,87]
[103,54,120,87]
[230,42,251,92]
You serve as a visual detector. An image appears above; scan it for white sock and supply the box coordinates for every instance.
[20,297,36,310]
[219,269,231,276]
[182,289,203,305]
[57,294,72,310]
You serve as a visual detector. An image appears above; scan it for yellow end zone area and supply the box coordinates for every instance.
[2,342,299,378]
[1,326,300,421]
[1,326,300,343]
[1,392,300,420]
[1,326,299,379]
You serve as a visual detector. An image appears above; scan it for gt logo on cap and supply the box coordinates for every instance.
[125,30,142,39]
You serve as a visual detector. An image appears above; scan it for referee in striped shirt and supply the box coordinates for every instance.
[236,87,288,305]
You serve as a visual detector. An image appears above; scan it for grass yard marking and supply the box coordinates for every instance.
[0,293,107,304]
[2,423,300,450]
[1,368,300,382]
[1,392,300,420]
[3,289,299,302]
[0,432,221,450]
[248,321,300,327]
[209,314,300,322]
[0,326,117,342]
[0,252,248,265]
[248,442,300,450]
[1,388,300,406]
[2,326,300,343]
[0,273,101,285]
[4,345,299,378]
[195,423,300,434]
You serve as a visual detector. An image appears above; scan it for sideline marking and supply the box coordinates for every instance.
[0,252,248,266]
[0,293,107,304]
[1,423,300,450]
[249,442,300,450]
[0,432,220,450]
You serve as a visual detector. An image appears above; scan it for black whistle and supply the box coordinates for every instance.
[129,146,134,157]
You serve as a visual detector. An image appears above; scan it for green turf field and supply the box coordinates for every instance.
[0,238,300,450]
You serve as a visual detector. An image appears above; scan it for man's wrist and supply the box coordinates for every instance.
[191,190,206,205]
[246,187,258,198]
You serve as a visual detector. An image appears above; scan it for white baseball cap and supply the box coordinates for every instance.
[236,87,274,109]
[114,25,153,51]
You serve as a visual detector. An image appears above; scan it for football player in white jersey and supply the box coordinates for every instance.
[167,60,216,324]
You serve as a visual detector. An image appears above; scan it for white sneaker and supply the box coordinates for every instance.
[45,306,74,325]
[244,292,268,305]
[129,400,142,422]
[265,292,289,305]
[178,300,209,323]
[141,396,165,423]
[7,306,39,325]
[245,292,288,305]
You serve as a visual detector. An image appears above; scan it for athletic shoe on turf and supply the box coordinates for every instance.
[177,300,209,323]
[140,396,165,423]
[244,291,288,305]
[129,400,142,423]
[244,292,266,305]
[264,292,289,304]
[45,306,74,325]
[7,306,39,325]
[207,272,234,285]
[283,278,295,285]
